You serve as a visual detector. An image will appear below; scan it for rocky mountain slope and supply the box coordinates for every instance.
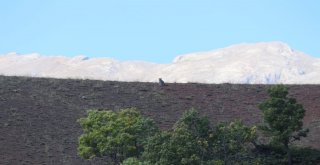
[1,76,320,164]
[1,42,320,84]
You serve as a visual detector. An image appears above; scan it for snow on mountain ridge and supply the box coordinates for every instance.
[173,42,299,63]
[1,42,319,84]
[165,42,318,84]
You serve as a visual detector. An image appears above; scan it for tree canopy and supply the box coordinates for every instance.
[77,108,158,164]
[132,109,258,165]
[77,85,320,164]
[259,85,308,165]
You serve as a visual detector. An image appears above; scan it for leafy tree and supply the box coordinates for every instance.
[121,157,151,165]
[214,120,257,164]
[141,109,214,165]
[77,108,158,165]
[140,109,258,165]
[259,85,308,165]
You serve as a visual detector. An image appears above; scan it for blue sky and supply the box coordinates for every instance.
[0,0,319,63]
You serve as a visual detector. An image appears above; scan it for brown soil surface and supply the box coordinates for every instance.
[0,76,319,164]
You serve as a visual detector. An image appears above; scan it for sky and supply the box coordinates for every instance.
[0,0,319,63]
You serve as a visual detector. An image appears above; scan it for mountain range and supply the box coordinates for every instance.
[1,41,319,84]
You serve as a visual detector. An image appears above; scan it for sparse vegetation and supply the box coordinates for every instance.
[1,76,320,164]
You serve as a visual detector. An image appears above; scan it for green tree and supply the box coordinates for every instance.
[140,109,258,165]
[141,109,214,165]
[259,85,308,165]
[77,108,158,165]
[121,157,152,165]
[214,120,257,164]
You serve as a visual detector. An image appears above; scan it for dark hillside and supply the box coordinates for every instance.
[0,76,320,164]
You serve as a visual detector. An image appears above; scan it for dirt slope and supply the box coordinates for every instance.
[0,76,320,164]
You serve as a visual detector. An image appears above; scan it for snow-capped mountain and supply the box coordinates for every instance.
[1,42,319,84]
